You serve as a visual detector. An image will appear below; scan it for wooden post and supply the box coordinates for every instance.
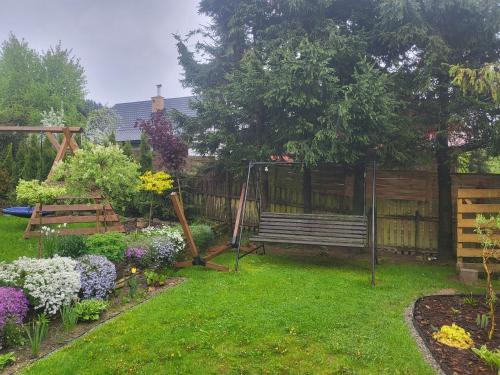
[171,192,199,258]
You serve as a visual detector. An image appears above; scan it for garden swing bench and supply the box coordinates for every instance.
[235,160,377,286]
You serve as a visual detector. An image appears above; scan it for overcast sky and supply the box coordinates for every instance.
[0,0,209,105]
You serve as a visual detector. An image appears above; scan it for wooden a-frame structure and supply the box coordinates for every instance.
[0,125,124,238]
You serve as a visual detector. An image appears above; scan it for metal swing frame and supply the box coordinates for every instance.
[234,160,378,287]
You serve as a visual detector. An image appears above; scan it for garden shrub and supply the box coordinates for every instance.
[76,255,116,299]
[472,345,500,372]
[1,319,25,348]
[50,234,87,258]
[0,287,29,329]
[0,256,80,315]
[74,299,109,321]
[148,237,179,268]
[189,224,215,253]
[85,232,127,262]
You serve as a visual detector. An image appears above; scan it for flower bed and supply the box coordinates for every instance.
[413,295,500,375]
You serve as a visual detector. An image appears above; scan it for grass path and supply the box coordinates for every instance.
[23,253,465,375]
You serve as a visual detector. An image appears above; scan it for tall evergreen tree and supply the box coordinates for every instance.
[20,135,40,180]
[121,141,133,158]
[139,132,153,172]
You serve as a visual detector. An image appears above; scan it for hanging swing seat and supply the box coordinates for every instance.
[250,212,367,248]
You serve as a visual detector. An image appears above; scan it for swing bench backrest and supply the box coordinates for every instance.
[250,212,367,248]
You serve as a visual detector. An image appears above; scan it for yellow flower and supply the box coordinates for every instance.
[432,323,474,349]
[131,267,137,274]
[138,170,174,194]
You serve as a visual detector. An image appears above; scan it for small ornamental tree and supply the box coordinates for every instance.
[475,215,500,341]
[136,112,188,172]
[138,171,174,225]
[50,144,140,210]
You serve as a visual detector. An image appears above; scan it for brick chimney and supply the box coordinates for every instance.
[151,84,164,112]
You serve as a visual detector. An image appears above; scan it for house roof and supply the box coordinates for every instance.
[113,96,196,142]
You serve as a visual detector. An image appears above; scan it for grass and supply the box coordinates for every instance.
[0,215,37,261]
[22,253,467,375]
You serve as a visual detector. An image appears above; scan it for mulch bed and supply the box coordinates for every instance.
[1,276,184,375]
[413,295,500,375]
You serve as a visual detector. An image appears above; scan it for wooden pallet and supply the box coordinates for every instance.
[456,188,500,272]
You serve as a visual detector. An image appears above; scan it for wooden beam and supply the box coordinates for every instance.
[45,133,61,152]
[170,192,199,258]
[0,125,82,133]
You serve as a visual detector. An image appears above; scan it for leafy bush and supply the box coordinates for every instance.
[189,224,216,253]
[0,352,15,371]
[85,232,127,262]
[0,256,81,315]
[50,235,87,258]
[0,287,29,329]
[50,144,140,208]
[144,269,175,287]
[141,225,185,252]
[1,319,26,348]
[76,255,116,299]
[15,179,66,205]
[432,323,474,349]
[472,345,500,373]
[74,299,109,321]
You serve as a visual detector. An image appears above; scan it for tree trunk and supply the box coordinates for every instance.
[352,163,366,215]
[303,166,312,213]
[436,135,454,259]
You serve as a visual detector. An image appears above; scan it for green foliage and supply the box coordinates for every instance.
[74,299,109,321]
[189,224,215,253]
[121,141,133,158]
[450,63,500,104]
[139,132,153,173]
[50,144,140,209]
[472,345,500,374]
[476,313,489,331]
[85,232,127,262]
[0,34,86,128]
[85,107,119,145]
[16,179,66,205]
[144,269,174,287]
[1,318,26,348]
[462,293,478,307]
[47,234,87,259]
[60,304,78,332]
[0,352,15,371]
[25,313,49,357]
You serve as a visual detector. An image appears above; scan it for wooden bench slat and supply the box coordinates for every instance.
[258,228,366,238]
[42,203,113,211]
[259,222,367,231]
[254,232,366,241]
[260,219,367,227]
[261,212,366,221]
[40,214,120,224]
[250,236,366,247]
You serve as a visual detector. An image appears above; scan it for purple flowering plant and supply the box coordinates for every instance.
[124,247,147,267]
[150,237,178,267]
[0,287,29,329]
[76,255,116,300]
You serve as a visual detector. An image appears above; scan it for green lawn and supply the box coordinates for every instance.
[21,253,465,375]
[0,215,37,261]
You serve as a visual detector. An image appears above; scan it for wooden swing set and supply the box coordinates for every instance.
[0,125,124,238]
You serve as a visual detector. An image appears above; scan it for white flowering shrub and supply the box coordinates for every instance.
[141,225,185,253]
[0,256,81,315]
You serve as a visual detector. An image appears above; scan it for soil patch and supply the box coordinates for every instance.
[1,277,185,374]
[413,295,499,375]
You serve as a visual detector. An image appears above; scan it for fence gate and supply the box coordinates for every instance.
[456,188,500,272]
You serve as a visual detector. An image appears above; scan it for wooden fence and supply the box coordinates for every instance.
[188,165,500,255]
[456,188,500,271]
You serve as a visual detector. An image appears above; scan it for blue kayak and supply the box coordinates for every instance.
[1,207,51,218]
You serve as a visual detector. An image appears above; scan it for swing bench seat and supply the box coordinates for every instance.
[250,212,368,248]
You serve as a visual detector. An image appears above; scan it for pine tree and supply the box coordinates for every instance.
[139,132,153,172]
[20,135,41,180]
[121,141,133,158]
